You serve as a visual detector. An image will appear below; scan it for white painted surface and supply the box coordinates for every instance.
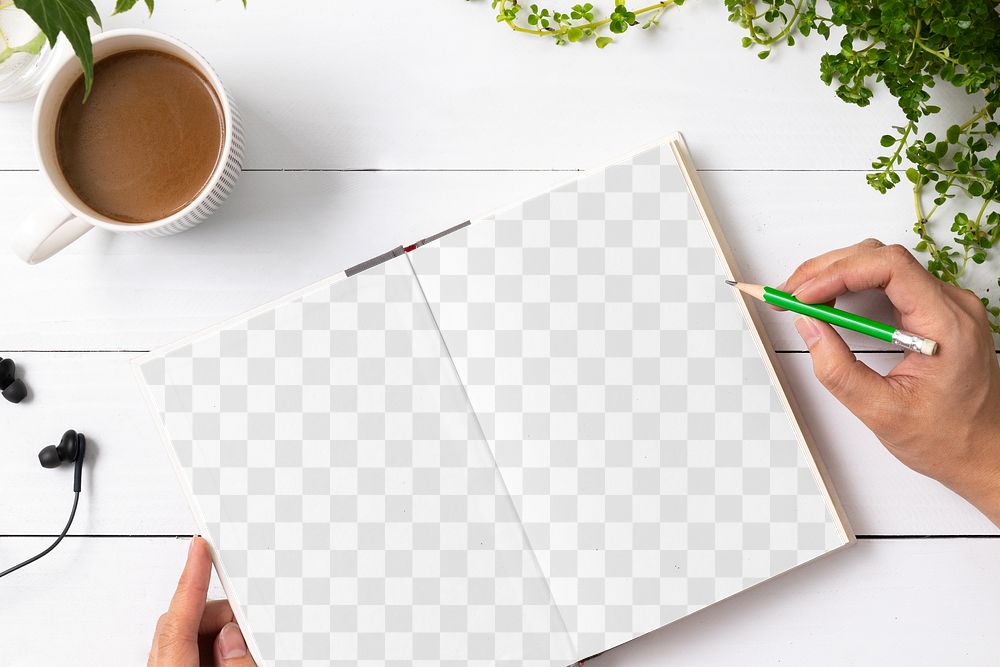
[0,0,996,664]
[0,537,995,666]
[588,537,1000,666]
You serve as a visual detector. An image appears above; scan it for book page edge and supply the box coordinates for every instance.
[669,134,856,545]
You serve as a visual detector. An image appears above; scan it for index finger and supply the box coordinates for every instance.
[779,238,885,293]
[165,536,213,642]
[792,244,940,316]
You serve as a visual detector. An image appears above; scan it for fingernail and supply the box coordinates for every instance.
[794,316,821,347]
[188,537,197,555]
[219,622,248,659]
[792,277,814,297]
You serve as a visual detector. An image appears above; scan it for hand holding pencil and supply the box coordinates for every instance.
[767,238,1000,528]
[727,280,938,356]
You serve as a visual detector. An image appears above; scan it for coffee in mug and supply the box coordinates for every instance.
[13,29,244,265]
[56,49,225,224]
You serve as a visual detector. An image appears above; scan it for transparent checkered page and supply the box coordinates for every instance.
[139,256,575,667]
[407,143,848,657]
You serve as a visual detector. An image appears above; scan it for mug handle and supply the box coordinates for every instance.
[12,198,94,264]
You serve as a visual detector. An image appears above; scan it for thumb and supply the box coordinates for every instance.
[213,622,256,666]
[794,316,891,424]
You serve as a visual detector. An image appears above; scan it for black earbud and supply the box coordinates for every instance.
[1,429,88,578]
[0,357,27,403]
[38,429,87,493]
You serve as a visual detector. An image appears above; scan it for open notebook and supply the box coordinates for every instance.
[135,135,853,666]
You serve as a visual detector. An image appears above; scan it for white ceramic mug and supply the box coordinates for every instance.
[13,29,245,264]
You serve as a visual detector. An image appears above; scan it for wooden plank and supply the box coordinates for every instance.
[4,169,989,352]
[0,353,196,536]
[0,0,977,171]
[698,170,1000,351]
[0,352,996,537]
[0,536,996,664]
[588,537,1000,665]
[779,352,1000,536]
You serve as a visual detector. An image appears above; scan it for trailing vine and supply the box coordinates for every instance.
[492,0,683,47]
[486,0,1000,333]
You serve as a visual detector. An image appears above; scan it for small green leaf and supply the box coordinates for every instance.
[567,26,583,42]
[880,134,895,148]
[757,50,770,60]
[946,124,961,143]
[595,36,613,48]
[112,0,153,15]
[905,167,920,184]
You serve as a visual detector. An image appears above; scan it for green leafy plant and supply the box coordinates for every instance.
[487,0,1000,332]
[732,0,1000,329]
[7,0,244,99]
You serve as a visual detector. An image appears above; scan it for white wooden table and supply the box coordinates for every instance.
[1,2,998,665]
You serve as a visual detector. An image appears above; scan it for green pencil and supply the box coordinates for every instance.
[725,280,939,356]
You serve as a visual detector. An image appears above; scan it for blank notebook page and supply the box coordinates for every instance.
[139,256,574,666]
[406,142,848,657]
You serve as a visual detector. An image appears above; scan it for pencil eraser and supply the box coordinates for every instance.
[920,338,938,356]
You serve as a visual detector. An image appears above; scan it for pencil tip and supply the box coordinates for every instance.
[724,280,736,286]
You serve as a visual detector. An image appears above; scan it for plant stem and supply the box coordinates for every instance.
[973,197,992,236]
[960,106,991,131]
[913,29,963,68]
[935,168,989,183]
[913,182,925,222]
[747,0,804,46]
[904,18,920,64]
[924,176,954,221]
[886,120,914,170]
[643,4,666,27]
[754,0,802,46]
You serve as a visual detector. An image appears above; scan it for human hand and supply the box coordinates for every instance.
[148,537,256,667]
[781,238,1000,526]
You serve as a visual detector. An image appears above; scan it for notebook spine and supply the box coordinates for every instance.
[344,220,472,276]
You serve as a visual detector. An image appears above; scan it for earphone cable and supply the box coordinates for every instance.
[0,491,80,579]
